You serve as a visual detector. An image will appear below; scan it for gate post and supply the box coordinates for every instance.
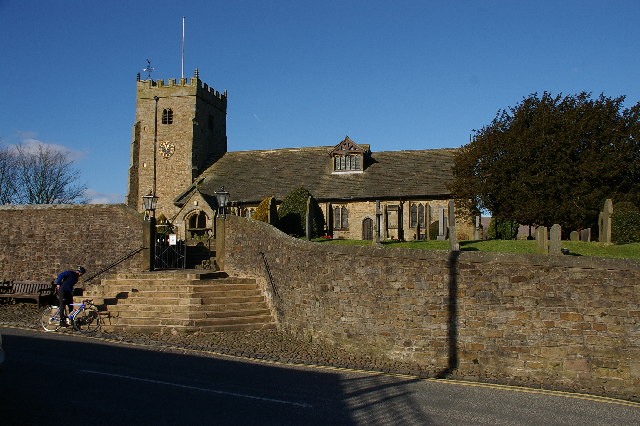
[143,217,156,271]
[215,216,226,271]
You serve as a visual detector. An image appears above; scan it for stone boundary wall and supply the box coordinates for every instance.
[0,204,146,283]
[223,215,640,401]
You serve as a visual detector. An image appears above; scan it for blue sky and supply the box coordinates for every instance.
[1,1,639,204]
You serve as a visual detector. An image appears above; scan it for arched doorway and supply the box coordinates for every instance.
[362,218,373,241]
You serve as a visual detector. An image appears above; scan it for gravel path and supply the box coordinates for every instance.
[0,302,429,376]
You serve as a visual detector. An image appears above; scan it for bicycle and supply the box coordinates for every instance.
[40,299,101,333]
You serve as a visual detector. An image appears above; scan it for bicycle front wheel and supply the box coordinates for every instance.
[40,306,61,332]
[73,306,101,333]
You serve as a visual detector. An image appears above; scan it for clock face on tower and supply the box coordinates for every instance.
[159,141,175,158]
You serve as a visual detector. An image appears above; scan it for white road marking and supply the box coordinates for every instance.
[80,369,312,408]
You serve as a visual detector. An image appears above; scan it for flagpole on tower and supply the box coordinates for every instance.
[181,16,185,79]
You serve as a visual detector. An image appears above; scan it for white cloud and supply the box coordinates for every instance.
[84,189,125,204]
[8,132,87,162]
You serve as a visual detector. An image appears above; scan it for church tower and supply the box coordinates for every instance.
[126,69,227,219]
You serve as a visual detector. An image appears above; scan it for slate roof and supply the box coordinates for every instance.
[176,145,458,206]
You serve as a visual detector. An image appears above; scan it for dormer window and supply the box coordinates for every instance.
[162,108,173,124]
[329,136,369,174]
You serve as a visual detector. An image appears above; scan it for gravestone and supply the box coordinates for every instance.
[425,203,431,240]
[474,215,481,240]
[599,199,613,243]
[535,226,548,254]
[549,224,562,255]
[580,228,591,242]
[375,200,382,243]
[448,201,459,250]
[570,231,579,241]
[267,196,277,225]
[305,196,312,241]
[437,206,447,240]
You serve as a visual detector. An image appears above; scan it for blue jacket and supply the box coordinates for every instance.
[56,270,79,292]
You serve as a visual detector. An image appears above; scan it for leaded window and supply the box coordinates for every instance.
[162,108,173,124]
[334,155,361,171]
[334,206,348,230]
[410,204,418,228]
[410,203,427,228]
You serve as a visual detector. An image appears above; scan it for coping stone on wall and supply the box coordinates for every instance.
[225,215,640,272]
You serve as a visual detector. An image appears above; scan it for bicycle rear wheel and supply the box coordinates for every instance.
[40,306,61,331]
[73,306,101,333]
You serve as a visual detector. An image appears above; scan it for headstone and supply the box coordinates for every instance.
[600,199,613,244]
[549,224,562,255]
[437,206,447,240]
[580,228,591,242]
[474,215,481,240]
[375,200,381,243]
[569,231,579,242]
[535,226,548,254]
[268,196,277,225]
[598,212,603,242]
[305,196,312,240]
[425,203,431,240]
[448,201,458,250]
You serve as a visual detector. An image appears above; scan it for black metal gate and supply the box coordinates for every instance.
[154,239,186,270]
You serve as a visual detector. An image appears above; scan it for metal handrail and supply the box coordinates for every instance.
[83,246,146,283]
[259,251,278,299]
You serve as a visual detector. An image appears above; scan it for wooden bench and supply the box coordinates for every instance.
[0,280,56,306]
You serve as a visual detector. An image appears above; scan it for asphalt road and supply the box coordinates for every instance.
[1,327,639,425]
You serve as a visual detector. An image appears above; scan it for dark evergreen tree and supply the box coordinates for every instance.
[277,187,325,237]
[450,92,640,230]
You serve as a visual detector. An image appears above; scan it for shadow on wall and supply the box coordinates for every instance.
[437,250,459,378]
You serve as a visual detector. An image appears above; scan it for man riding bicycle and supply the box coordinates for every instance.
[55,266,86,327]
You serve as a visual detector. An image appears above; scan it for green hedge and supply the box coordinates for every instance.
[612,202,640,243]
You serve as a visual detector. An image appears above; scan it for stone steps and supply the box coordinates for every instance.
[103,271,227,280]
[97,278,256,289]
[104,305,270,317]
[84,270,275,333]
[106,312,273,323]
[107,322,275,334]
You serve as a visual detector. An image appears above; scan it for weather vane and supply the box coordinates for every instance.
[143,59,155,79]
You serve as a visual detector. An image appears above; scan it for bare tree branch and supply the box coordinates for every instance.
[13,144,88,204]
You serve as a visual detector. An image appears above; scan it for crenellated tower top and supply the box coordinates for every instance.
[135,68,227,105]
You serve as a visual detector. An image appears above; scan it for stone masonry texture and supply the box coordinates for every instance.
[1,206,639,401]
[223,215,640,402]
[0,204,145,282]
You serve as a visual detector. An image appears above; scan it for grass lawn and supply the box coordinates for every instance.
[312,237,640,259]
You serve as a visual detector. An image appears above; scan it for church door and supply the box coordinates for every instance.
[362,218,373,241]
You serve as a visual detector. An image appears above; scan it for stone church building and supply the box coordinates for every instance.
[127,70,466,241]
